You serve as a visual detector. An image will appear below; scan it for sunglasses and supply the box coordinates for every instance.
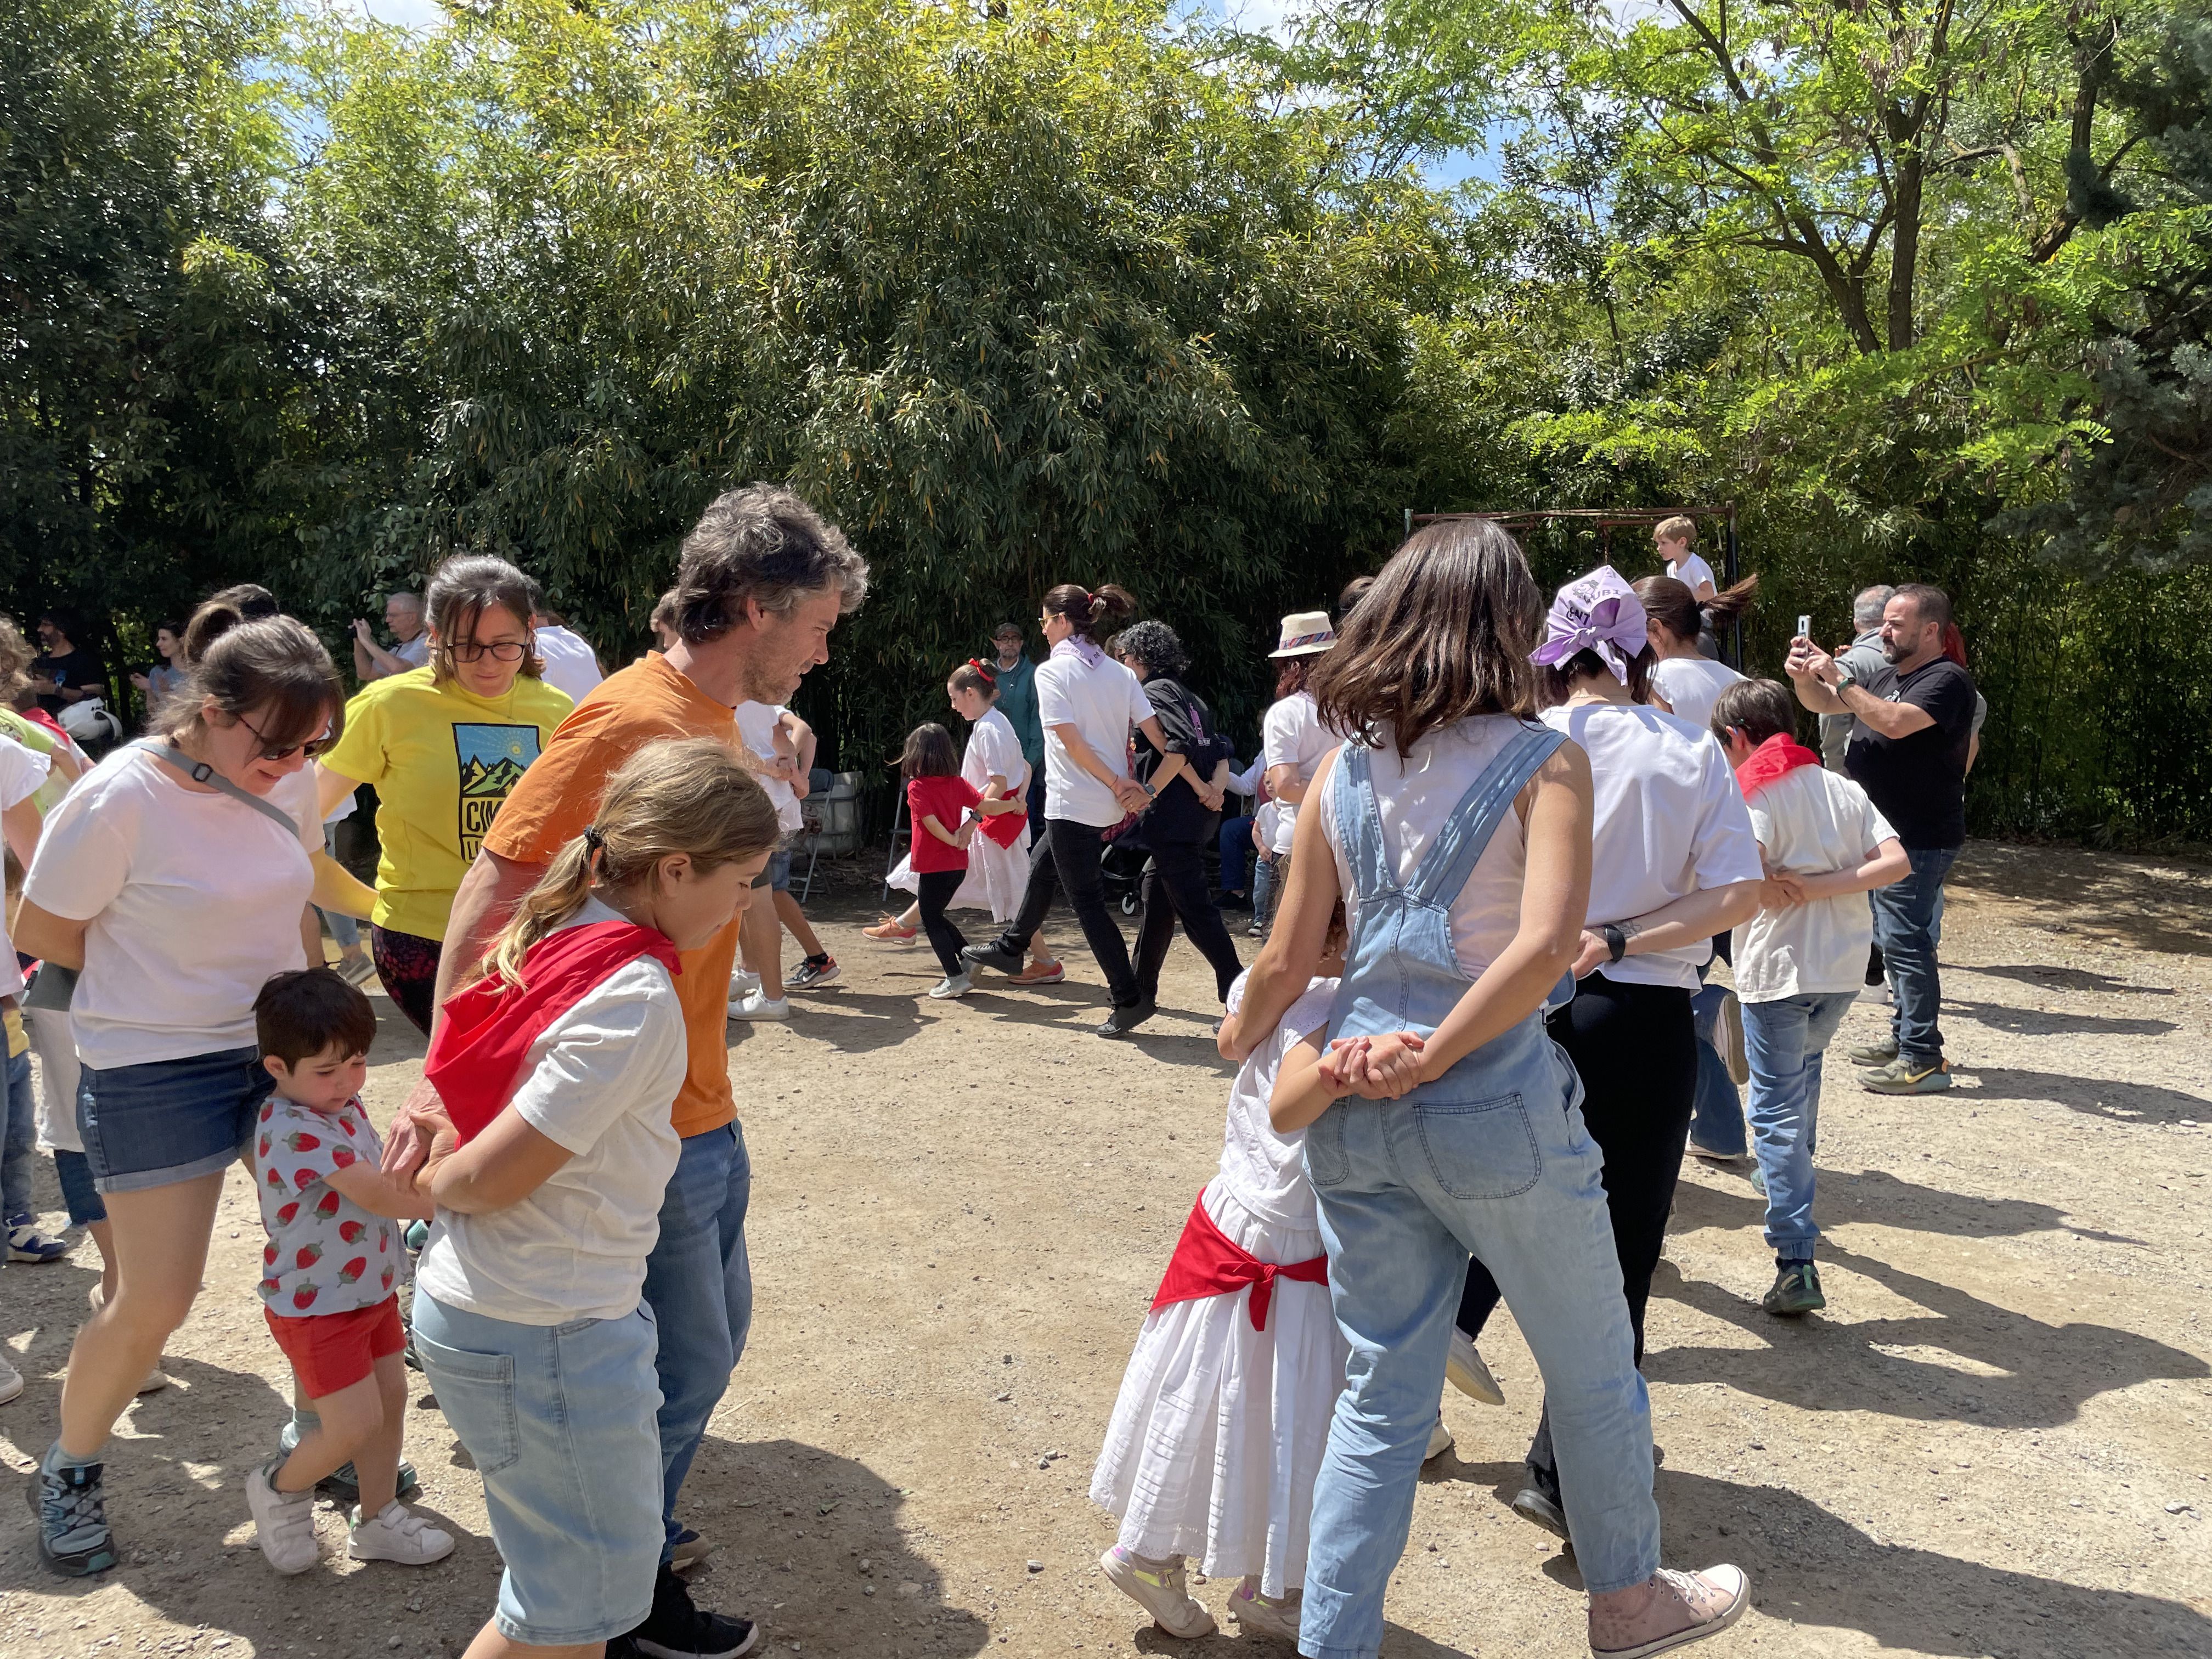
[451,640,530,663]
[238,713,334,762]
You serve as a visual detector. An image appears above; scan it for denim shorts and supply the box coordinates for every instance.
[750,848,793,893]
[78,1046,273,1195]
[54,1148,105,1226]
[413,1294,664,1644]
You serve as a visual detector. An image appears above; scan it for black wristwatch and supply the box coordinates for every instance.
[1601,923,1629,964]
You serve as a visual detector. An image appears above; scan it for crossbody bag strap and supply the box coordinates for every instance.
[127,738,300,840]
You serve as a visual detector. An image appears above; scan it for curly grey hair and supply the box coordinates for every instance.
[1111,619,1189,679]
[673,484,870,645]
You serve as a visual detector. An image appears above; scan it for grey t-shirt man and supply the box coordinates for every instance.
[1820,628,1888,769]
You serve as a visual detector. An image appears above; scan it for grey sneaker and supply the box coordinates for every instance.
[1859,1054,1951,1094]
[786,956,840,990]
[1844,1037,1899,1066]
[1762,1261,1826,1317]
[928,971,973,1000]
[28,1455,116,1576]
[1228,1578,1301,1640]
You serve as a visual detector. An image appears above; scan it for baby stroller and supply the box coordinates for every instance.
[1100,830,1149,917]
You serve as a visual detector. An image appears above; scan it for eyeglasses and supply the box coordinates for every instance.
[451,640,529,663]
[238,713,334,762]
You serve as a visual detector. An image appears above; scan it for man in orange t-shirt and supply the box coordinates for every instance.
[408,484,867,1658]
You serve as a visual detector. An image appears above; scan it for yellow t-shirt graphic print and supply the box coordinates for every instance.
[322,667,574,942]
[455,723,541,861]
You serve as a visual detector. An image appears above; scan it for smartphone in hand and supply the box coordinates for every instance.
[1797,614,1813,639]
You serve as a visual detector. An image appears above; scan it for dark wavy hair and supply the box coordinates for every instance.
[1310,518,1542,756]
[426,555,544,684]
[1109,620,1188,679]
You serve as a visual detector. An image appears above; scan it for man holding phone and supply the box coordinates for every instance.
[1815,586,1896,770]
[1784,584,1976,1094]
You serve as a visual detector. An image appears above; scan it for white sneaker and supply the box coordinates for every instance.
[1713,990,1750,1086]
[1424,1417,1454,1462]
[1098,1546,1216,1639]
[0,1352,22,1404]
[1446,1328,1505,1405]
[137,1368,172,1395]
[348,1500,455,1565]
[729,990,789,1022]
[928,971,973,1000]
[1228,1577,1302,1640]
[247,1458,320,1573]
[727,970,761,1003]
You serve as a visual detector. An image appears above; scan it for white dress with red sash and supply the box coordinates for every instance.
[1088,975,1348,1598]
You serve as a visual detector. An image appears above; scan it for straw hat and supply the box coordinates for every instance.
[1269,611,1336,658]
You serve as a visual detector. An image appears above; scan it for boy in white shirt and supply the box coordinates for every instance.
[1653,514,1717,600]
[1710,680,1907,1318]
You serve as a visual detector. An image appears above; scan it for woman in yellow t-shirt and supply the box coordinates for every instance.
[316,557,573,1032]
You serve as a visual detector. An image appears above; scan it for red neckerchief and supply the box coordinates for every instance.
[1734,732,1823,799]
[1150,1188,1329,1331]
[424,921,681,1145]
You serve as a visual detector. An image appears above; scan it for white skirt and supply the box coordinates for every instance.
[1088,1181,1346,1596]
[885,820,1031,923]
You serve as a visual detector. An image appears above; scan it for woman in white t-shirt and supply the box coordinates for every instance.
[402,738,778,1659]
[19,612,350,1578]
[1635,573,1756,731]
[961,584,1172,1037]
[1259,611,1338,895]
[1459,565,1763,1535]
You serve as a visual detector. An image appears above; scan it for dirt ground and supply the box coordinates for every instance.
[3,839,2209,1659]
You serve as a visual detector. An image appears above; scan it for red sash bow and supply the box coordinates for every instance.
[1734,732,1822,799]
[980,802,1028,849]
[424,921,682,1146]
[1150,1189,1329,1331]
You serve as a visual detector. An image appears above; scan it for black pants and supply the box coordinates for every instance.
[1458,973,1696,1475]
[916,869,968,978]
[370,924,443,1036]
[995,818,1140,1006]
[1135,832,1242,1004]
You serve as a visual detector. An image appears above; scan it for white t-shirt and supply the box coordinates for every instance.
[415,901,687,1325]
[735,702,804,835]
[1739,767,1897,1001]
[1541,702,1762,989]
[1317,716,1532,979]
[1255,800,1289,855]
[963,706,1028,798]
[23,747,320,1066]
[532,625,603,706]
[1262,691,1335,845]
[1650,655,1744,735]
[1035,644,1153,827]
[0,737,53,997]
[393,634,431,668]
[1216,973,1338,1230]
[1667,551,1717,594]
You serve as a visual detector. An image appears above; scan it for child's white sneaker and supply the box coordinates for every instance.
[729,990,789,1022]
[1424,1417,1454,1461]
[348,1499,455,1565]
[726,969,761,1004]
[1445,1327,1505,1404]
[1099,1545,1216,1638]
[246,1457,319,1574]
[1229,1577,1302,1641]
[928,970,973,1000]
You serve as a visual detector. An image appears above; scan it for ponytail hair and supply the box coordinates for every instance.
[182,585,280,664]
[1041,582,1136,642]
[947,659,1000,699]
[475,737,780,990]
[1633,573,1758,646]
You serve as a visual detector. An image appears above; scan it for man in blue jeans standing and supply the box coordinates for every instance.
[1785,582,1977,1094]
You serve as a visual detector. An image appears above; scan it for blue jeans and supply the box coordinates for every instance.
[1217,814,1254,893]
[1869,845,1957,1063]
[1688,983,1746,1156]
[1,1047,36,1218]
[1742,991,1857,1261]
[1300,1026,1660,1657]
[78,1045,272,1193]
[641,1121,753,1558]
[1252,851,1278,929]
[413,1295,663,1644]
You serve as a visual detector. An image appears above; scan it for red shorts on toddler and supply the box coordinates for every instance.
[264,1293,405,1397]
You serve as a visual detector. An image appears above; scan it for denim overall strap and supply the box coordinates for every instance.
[1330,725,1566,1044]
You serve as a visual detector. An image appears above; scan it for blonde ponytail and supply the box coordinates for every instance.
[473,736,782,990]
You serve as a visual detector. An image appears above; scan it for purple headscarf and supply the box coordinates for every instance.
[1529,566,1649,685]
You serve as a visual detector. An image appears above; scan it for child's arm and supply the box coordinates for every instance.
[324,1160,437,1222]
[1269,1028,1351,1132]
[1787,836,1909,900]
[975,794,1023,816]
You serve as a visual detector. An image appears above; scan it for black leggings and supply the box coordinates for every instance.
[1135,832,1242,1005]
[994,818,1139,1007]
[1459,973,1697,1367]
[915,869,968,978]
[370,924,444,1036]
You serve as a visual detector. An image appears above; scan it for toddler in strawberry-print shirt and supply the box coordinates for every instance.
[244,969,452,1576]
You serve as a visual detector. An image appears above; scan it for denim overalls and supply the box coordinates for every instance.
[1298,727,1662,1659]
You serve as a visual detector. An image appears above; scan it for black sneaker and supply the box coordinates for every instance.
[1508,1463,1570,1544]
[961,942,1024,975]
[1097,999,1156,1038]
[28,1458,117,1577]
[1762,1260,1826,1317]
[630,1564,759,1659]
